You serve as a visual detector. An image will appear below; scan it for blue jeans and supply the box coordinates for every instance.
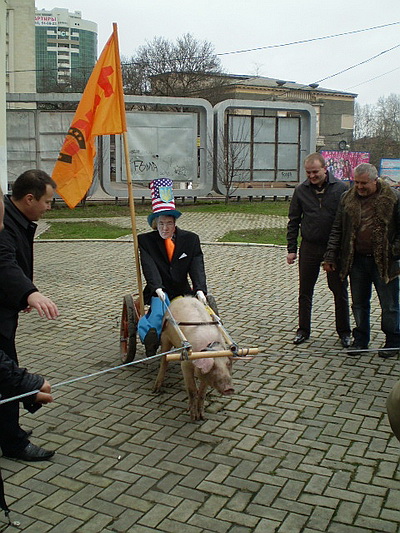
[138,295,171,342]
[350,254,400,348]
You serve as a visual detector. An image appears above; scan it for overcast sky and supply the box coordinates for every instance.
[36,0,400,106]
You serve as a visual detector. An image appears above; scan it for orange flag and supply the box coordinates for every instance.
[52,24,127,208]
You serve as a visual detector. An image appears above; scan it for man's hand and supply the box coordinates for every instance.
[322,261,336,272]
[155,288,166,302]
[287,253,297,265]
[196,290,207,305]
[35,380,53,404]
[27,292,59,319]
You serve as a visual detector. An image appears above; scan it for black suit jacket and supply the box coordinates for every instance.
[0,196,38,339]
[138,227,207,304]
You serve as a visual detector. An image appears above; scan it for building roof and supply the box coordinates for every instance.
[221,74,358,98]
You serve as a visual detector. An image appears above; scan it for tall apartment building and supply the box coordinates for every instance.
[35,7,97,92]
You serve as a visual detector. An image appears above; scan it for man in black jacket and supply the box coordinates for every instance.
[137,178,207,356]
[0,349,53,520]
[0,172,59,461]
[286,153,351,347]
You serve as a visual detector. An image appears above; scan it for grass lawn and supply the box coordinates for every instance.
[40,198,290,242]
[38,221,130,240]
[45,197,290,218]
[40,219,288,244]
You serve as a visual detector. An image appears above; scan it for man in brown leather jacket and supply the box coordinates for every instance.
[323,163,400,358]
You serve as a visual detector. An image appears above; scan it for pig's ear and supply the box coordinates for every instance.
[193,357,215,374]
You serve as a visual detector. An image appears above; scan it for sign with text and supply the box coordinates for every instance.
[35,15,58,26]
[380,159,400,180]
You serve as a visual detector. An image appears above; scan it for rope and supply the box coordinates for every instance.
[0,346,182,406]
[0,345,397,407]
[246,346,400,358]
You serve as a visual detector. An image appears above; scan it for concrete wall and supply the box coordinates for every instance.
[5,94,317,199]
[318,96,355,151]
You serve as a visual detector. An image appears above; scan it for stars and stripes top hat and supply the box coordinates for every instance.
[147,178,182,226]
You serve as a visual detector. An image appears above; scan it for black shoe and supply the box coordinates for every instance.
[4,442,55,462]
[340,335,352,349]
[293,333,309,345]
[144,328,159,357]
[347,342,367,356]
[379,347,399,359]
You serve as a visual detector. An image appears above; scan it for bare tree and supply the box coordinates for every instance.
[121,56,148,95]
[122,33,225,97]
[375,94,400,141]
[37,66,91,95]
[354,94,400,167]
[213,118,252,203]
[354,102,376,139]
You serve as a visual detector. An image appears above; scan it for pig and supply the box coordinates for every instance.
[387,380,400,443]
[153,296,235,421]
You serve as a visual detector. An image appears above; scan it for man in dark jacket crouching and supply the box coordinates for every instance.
[0,348,53,521]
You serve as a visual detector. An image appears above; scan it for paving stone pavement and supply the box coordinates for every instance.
[2,212,400,533]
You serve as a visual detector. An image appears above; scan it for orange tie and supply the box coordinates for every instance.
[165,238,175,262]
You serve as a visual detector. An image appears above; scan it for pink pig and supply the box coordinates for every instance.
[153,296,235,421]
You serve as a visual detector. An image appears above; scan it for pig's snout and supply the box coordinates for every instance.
[222,387,235,396]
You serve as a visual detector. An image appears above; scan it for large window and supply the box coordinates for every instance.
[227,114,301,182]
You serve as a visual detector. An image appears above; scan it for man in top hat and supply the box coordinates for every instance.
[137,178,208,356]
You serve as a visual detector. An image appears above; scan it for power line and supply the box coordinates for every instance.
[345,66,400,90]
[7,65,95,74]
[7,21,400,75]
[217,21,400,56]
[311,43,400,84]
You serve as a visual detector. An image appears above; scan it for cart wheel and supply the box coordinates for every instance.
[206,294,219,315]
[120,294,139,363]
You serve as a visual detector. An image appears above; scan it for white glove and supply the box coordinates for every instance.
[196,290,207,305]
[156,288,166,302]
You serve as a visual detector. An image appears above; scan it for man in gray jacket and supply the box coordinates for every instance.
[287,152,351,346]
[323,163,400,358]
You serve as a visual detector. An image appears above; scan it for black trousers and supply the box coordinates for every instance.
[298,240,351,337]
[0,329,30,455]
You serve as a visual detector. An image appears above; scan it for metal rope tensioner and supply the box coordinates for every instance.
[180,340,192,361]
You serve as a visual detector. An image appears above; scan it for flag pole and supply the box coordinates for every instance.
[113,23,144,316]
[123,133,144,316]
